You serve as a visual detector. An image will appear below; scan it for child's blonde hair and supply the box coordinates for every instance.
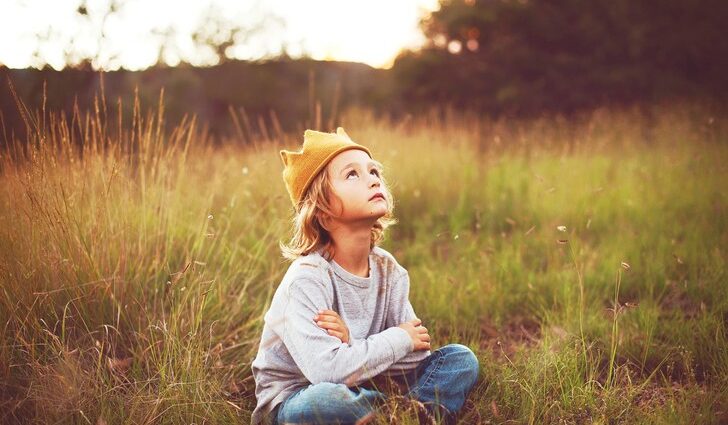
[279,166,397,261]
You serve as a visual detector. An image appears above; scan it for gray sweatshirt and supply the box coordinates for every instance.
[249,246,431,424]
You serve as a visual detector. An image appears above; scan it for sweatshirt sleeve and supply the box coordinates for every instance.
[280,278,414,386]
[385,271,432,373]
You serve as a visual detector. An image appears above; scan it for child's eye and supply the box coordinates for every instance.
[370,168,380,177]
[346,170,358,179]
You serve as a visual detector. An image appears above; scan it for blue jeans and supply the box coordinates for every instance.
[270,343,479,425]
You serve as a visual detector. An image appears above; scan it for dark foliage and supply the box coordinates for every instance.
[392,0,728,115]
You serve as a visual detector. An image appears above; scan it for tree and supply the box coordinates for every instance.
[393,0,728,115]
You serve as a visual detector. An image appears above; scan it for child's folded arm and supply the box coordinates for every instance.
[277,278,414,386]
[385,271,432,372]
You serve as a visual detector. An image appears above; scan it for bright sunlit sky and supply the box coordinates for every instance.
[0,0,440,70]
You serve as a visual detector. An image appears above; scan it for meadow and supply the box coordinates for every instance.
[0,93,726,424]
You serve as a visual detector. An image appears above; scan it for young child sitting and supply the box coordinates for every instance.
[250,128,480,424]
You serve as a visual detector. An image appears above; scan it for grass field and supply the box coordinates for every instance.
[1,95,726,424]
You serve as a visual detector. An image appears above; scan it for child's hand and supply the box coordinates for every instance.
[398,318,431,351]
[314,309,350,344]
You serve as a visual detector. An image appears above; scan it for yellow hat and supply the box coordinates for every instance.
[280,127,372,207]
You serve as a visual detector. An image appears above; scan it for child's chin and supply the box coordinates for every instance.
[358,210,386,222]
[370,210,387,220]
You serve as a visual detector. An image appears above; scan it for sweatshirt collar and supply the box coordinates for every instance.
[322,249,373,288]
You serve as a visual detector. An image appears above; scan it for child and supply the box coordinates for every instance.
[250,128,480,425]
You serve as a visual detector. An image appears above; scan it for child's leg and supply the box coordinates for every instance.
[274,382,387,425]
[393,343,480,424]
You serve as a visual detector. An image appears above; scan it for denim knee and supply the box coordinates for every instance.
[441,343,480,384]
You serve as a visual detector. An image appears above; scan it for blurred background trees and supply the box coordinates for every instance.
[2,0,727,140]
[393,0,728,115]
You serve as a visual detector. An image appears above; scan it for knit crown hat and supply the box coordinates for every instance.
[280,127,372,207]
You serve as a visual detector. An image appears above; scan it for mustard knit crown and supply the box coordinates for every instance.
[280,127,372,207]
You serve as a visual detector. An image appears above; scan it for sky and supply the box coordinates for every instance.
[0,0,440,70]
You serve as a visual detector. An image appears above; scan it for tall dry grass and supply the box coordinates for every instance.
[1,88,726,423]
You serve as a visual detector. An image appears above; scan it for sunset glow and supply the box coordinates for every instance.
[0,0,439,70]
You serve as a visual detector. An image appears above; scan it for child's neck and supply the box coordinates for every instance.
[330,225,372,278]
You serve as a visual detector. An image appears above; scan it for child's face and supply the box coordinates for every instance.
[324,149,388,225]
